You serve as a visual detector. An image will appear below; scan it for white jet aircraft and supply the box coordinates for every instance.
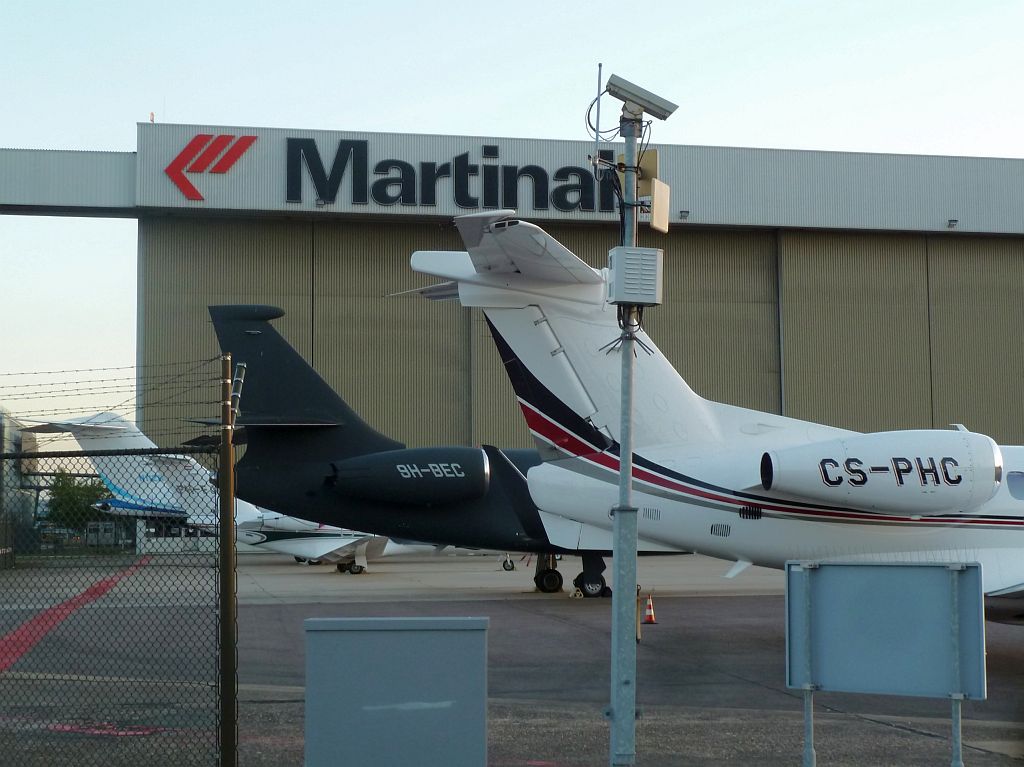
[412,211,1024,621]
[19,413,391,572]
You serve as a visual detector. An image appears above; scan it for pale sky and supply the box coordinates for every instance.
[2,0,1023,418]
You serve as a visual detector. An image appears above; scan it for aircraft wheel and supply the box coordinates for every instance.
[348,564,365,575]
[574,573,606,599]
[294,556,307,564]
[535,568,563,593]
[336,562,350,573]
[309,559,323,566]
[502,558,515,572]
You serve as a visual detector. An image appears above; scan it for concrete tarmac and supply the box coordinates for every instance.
[236,551,1024,766]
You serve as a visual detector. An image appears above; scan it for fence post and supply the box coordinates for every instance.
[219,354,238,767]
[0,415,6,561]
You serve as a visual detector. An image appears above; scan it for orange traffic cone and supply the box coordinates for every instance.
[642,594,657,624]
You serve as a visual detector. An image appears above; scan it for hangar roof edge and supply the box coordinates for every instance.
[1,125,1023,234]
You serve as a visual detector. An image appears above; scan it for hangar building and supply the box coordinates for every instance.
[3,124,1024,447]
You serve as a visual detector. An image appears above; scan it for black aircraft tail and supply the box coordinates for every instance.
[208,305,403,462]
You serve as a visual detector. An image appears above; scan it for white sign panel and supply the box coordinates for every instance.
[786,561,986,700]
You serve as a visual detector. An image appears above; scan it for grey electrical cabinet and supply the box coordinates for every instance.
[305,617,489,767]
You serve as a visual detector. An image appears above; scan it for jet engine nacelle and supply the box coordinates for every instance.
[760,430,1002,514]
[331,447,489,506]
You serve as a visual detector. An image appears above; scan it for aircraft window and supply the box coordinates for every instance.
[1007,471,1024,500]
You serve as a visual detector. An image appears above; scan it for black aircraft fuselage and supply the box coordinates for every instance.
[209,304,568,555]
[237,432,558,553]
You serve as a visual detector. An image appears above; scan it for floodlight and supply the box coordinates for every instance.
[606,74,678,120]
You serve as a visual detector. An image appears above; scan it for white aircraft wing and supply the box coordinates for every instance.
[237,530,389,564]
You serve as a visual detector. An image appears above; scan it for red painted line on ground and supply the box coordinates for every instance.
[0,556,152,673]
[47,721,168,737]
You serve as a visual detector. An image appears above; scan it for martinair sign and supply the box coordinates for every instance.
[136,123,629,221]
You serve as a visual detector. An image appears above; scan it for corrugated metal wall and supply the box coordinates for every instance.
[926,236,1024,443]
[139,216,1024,449]
[643,229,780,414]
[779,231,931,431]
[138,218,314,444]
[0,149,135,209]
[311,221,470,445]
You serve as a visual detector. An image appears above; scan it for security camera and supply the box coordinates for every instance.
[606,74,678,121]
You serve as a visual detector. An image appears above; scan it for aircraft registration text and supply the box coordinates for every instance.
[819,457,962,487]
[396,463,466,479]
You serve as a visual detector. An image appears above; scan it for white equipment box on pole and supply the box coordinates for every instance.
[608,246,664,306]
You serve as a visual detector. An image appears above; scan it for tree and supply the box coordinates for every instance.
[45,472,110,531]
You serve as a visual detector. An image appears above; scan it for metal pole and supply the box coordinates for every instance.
[950,566,964,767]
[218,354,238,767]
[620,104,640,251]
[803,565,816,767]
[951,697,964,767]
[803,689,816,767]
[609,104,642,767]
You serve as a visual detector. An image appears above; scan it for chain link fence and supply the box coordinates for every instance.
[0,446,228,766]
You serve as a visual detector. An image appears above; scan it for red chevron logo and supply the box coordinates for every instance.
[164,134,257,201]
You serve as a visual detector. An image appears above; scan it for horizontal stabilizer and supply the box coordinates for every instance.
[412,211,602,288]
[19,413,158,452]
[453,209,516,248]
[20,418,130,435]
[95,498,187,519]
[416,281,460,301]
[459,211,602,285]
[389,281,460,302]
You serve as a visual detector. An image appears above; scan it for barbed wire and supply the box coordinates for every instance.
[0,381,216,401]
[0,370,219,393]
[0,357,220,378]
[1,357,224,449]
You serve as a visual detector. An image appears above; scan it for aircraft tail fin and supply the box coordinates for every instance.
[207,305,403,461]
[411,212,723,454]
[21,413,203,521]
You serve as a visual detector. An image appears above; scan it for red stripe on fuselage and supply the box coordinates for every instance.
[0,556,153,672]
[519,400,1024,527]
